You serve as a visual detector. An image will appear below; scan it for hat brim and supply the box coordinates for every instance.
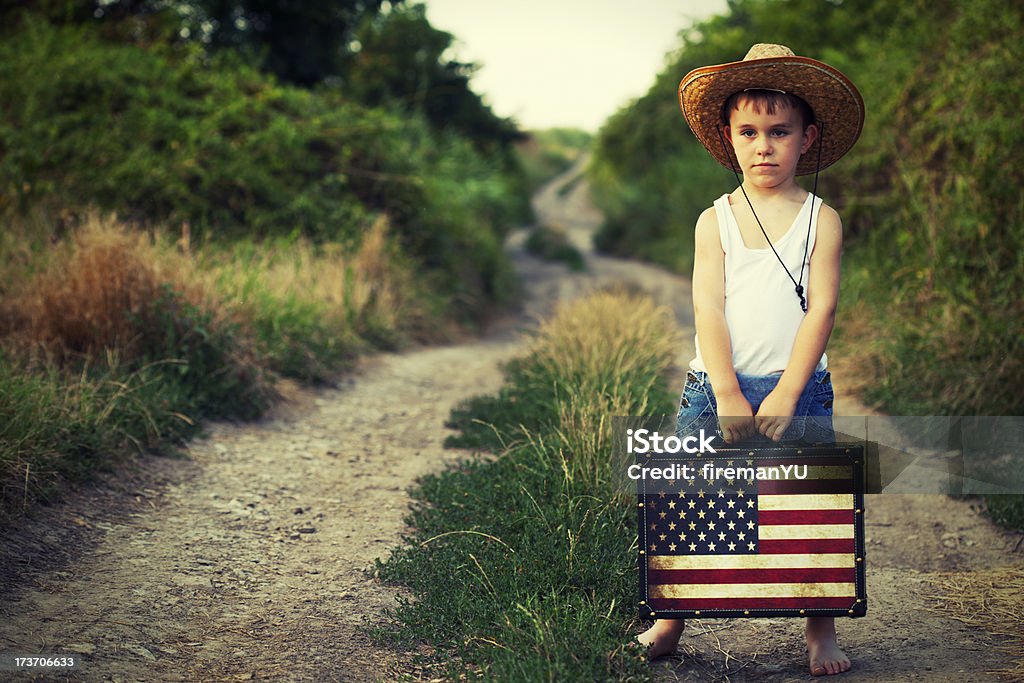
[678,56,865,176]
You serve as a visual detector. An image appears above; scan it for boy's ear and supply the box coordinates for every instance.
[722,125,734,148]
[800,124,819,155]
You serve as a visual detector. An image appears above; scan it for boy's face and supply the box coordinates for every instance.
[724,96,818,188]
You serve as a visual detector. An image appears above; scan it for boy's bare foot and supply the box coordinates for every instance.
[806,617,851,676]
[637,619,684,659]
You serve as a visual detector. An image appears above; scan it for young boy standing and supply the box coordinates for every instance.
[637,44,864,676]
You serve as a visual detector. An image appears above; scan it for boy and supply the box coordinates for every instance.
[637,44,864,676]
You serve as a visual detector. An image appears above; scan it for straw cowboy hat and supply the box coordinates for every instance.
[678,43,865,175]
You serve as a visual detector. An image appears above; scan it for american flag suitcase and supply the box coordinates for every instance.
[637,444,867,619]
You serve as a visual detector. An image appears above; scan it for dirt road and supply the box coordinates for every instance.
[2,160,1020,681]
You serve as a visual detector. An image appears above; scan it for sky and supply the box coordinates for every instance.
[421,0,730,132]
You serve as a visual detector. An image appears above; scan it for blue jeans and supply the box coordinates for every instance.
[675,369,835,445]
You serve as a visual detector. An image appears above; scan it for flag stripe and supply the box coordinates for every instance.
[759,538,856,554]
[759,493,853,510]
[650,582,855,599]
[759,524,853,540]
[759,478,854,494]
[649,553,855,570]
[758,509,853,525]
[648,568,856,585]
[648,597,856,610]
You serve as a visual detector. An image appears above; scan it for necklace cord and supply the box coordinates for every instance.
[714,121,825,313]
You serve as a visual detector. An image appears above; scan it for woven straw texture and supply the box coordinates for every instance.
[678,47,865,176]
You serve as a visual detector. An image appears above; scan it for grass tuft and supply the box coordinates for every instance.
[376,290,680,680]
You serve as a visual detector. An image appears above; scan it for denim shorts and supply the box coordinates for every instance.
[675,369,835,445]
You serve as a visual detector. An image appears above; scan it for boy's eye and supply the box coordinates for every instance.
[771,129,790,137]
[740,130,756,137]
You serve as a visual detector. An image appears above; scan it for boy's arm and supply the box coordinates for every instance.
[692,208,756,442]
[756,204,843,441]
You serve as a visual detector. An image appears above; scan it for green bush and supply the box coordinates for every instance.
[0,18,525,318]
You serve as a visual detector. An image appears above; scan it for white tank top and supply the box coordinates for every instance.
[690,192,828,375]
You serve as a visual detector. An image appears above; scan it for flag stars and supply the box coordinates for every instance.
[727,500,735,509]
[708,542,717,551]
[668,522,677,531]
[688,522,697,531]
[697,532,706,541]
[718,488,726,498]
[747,520,755,530]
[737,510,745,518]
[667,500,677,510]
[658,490,667,499]
[678,511,687,520]
[718,532,726,541]
[697,510,706,519]
[747,542,756,551]
[689,543,697,552]
[659,533,667,541]
[679,533,687,542]
[728,521,736,530]
[650,543,658,552]
[717,510,726,519]
[728,541,737,551]
[658,512,667,519]
[738,532,746,540]
[737,489,745,498]
[708,521,716,531]
[697,489,706,499]
[650,523,658,531]
[668,543,677,551]
[748,499,756,508]
[688,500,696,509]
[707,500,716,509]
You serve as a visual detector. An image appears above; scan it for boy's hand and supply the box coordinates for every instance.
[716,393,756,443]
[755,389,799,441]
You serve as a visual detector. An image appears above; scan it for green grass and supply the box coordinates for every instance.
[375,291,680,681]
[983,496,1024,533]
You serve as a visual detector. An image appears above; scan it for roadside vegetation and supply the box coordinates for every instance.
[588,0,1024,528]
[0,2,536,521]
[516,128,593,192]
[376,290,680,680]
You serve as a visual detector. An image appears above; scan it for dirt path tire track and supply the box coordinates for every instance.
[2,160,1021,682]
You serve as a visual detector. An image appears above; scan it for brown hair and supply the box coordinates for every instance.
[721,89,816,129]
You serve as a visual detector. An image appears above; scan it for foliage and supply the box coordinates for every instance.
[588,0,1024,417]
[0,0,392,87]
[0,18,524,317]
[377,292,680,680]
[515,127,593,191]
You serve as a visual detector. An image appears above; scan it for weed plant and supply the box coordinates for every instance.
[377,291,681,681]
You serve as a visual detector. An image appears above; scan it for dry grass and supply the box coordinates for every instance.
[5,214,202,360]
[530,289,682,488]
[528,288,682,388]
[924,566,1024,680]
[198,217,444,348]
